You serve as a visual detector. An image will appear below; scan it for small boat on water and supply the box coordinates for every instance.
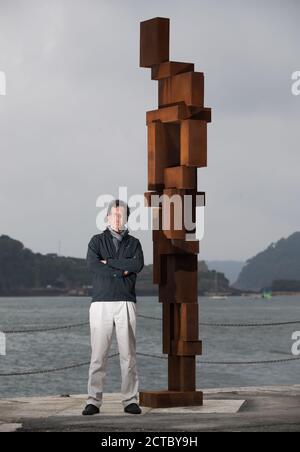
[261,290,273,299]
[209,295,229,300]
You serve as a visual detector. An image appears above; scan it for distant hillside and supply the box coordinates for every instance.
[136,260,236,296]
[0,235,238,296]
[233,232,300,291]
[206,260,245,285]
[0,235,90,295]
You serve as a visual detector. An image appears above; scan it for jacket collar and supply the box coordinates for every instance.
[106,224,129,240]
[104,225,130,243]
[104,225,130,258]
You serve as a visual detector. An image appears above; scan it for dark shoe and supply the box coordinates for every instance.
[82,404,100,416]
[124,403,142,414]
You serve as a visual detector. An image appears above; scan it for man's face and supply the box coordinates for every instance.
[107,206,127,232]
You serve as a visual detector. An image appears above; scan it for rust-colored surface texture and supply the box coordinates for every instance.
[139,17,211,408]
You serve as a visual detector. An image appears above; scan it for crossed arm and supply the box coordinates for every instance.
[86,236,144,277]
[86,236,124,278]
[106,240,144,274]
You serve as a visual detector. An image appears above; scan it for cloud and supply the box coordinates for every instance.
[0,0,299,262]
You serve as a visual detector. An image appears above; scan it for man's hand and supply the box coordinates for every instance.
[101,259,128,276]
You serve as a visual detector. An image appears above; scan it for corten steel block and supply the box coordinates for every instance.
[149,189,206,210]
[153,244,170,285]
[178,303,199,340]
[181,120,207,167]
[162,302,178,353]
[150,189,205,240]
[144,191,163,207]
[162,301,172,353]
[158,71,204,108]
[152,207,165,284]
[145,190,201,209]
[162,207,186,240]
[153,228,199,254]
[147,121,180,191]
[159,254,198,304]
[171,340,202,356]
[153,242,161,284]
[157,237,199,255]
[146,103,189,125]
[161,191,186,240]
[164,165,197,189]
[160,189,187,240]
[151,205,163,235]
[190,107,212,123]
[139,390,203,408]
[172,302,199,341]
[140,17,170,68]
[161,188,201,239]
[151,61,194,80]
[162,303,200,353]
[146,102,212,125]
[168,355,197,391]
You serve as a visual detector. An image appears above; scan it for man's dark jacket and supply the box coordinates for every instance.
[86,227,144,303]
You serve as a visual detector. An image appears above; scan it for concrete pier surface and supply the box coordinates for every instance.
[0,385,300,432]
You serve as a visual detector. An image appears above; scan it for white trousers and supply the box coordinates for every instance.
[86,301,139,409]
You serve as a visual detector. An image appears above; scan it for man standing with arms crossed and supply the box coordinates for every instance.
[82,199,144,415]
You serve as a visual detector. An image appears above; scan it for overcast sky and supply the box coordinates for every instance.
[0,0,299,264]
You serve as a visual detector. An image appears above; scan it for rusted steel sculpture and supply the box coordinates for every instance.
[139,17,211,408]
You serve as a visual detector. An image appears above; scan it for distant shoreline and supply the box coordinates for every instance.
[1,290,300,298]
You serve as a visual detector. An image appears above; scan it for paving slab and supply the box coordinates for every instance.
[0,385,299,432]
